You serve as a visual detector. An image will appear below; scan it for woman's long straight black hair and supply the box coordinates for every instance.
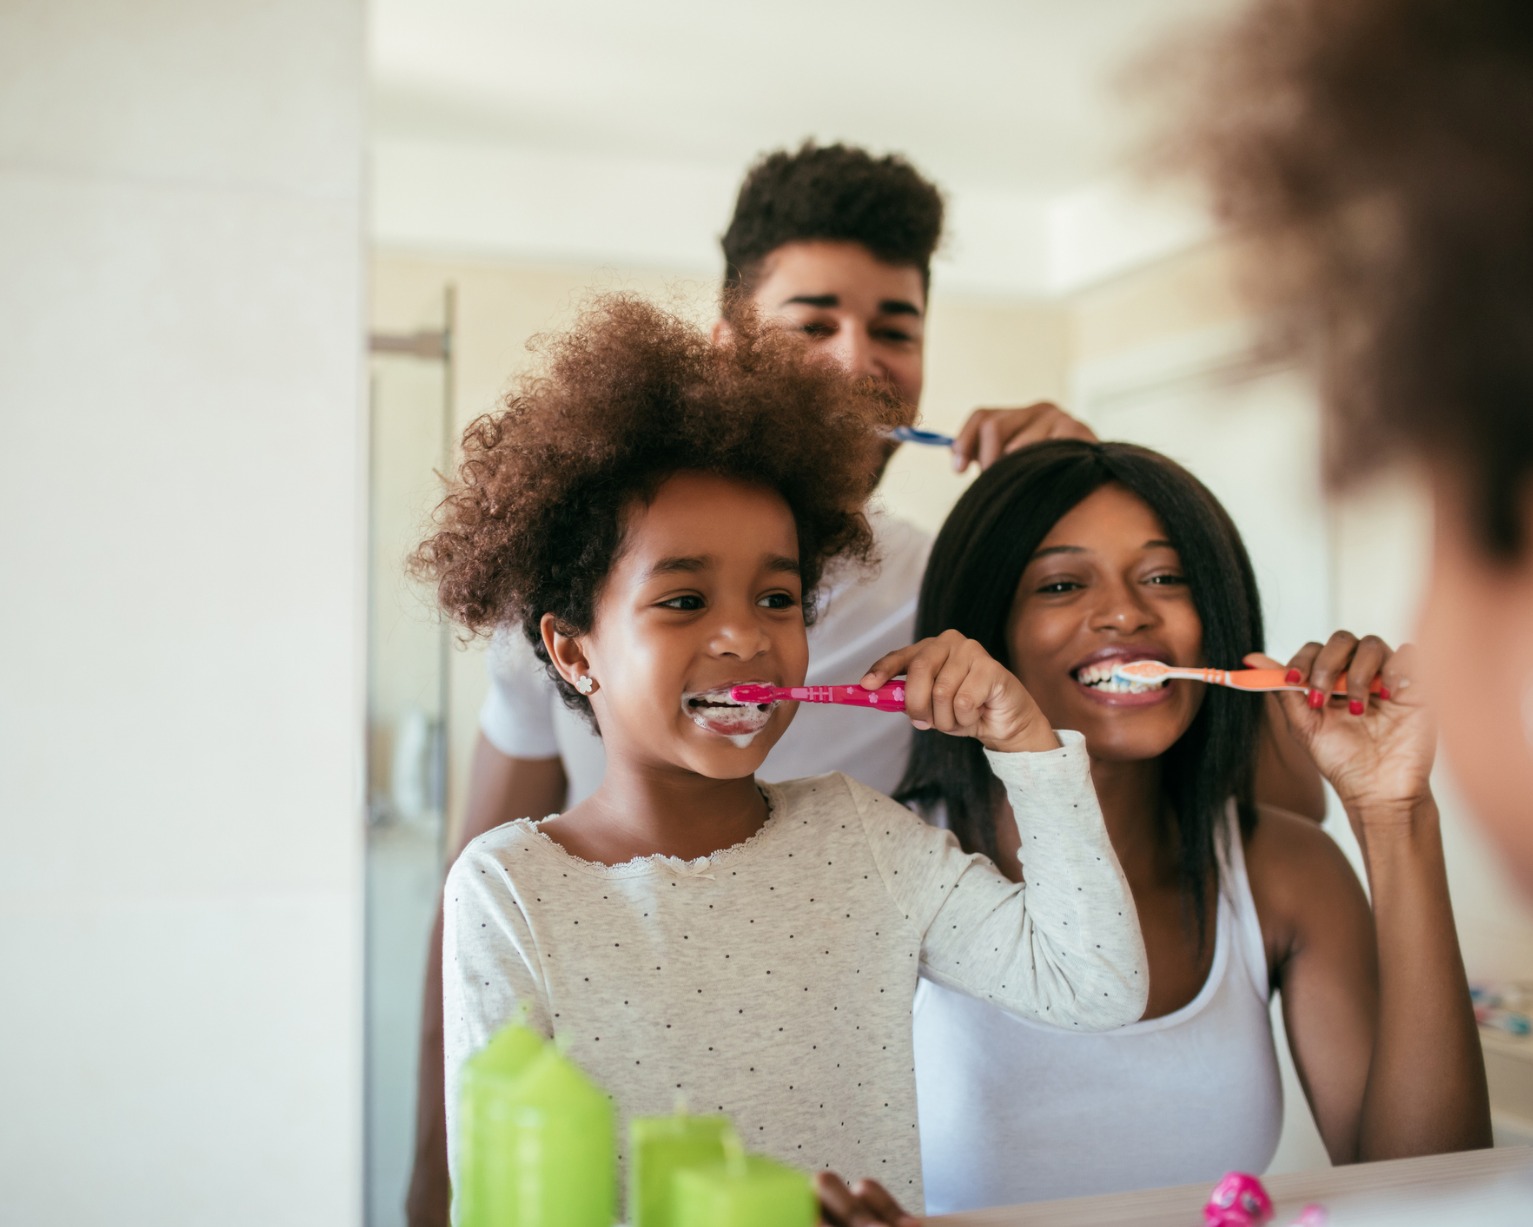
[896,440,1266,942]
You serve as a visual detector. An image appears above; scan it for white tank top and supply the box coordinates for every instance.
[912,802,1282,1213]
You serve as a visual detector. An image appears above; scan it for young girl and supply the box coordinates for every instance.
[887,440,1490,1212]
[413,298,1148,1216]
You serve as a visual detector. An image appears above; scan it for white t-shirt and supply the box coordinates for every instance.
[478,510,933,805]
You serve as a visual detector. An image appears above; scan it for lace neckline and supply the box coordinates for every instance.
[515,783,785,878]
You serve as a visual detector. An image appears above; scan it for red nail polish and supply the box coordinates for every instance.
[1379,686,1392,702]
[1307,689,1325,709]
[1349,699,1365,716]
[1285,669,1303,685]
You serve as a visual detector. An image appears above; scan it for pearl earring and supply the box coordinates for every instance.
[575,674,595,696]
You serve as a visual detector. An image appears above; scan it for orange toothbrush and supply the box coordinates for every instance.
[1111,660,1385,696]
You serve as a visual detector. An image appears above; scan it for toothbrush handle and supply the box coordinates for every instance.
[783,683,907,713]
[1219,668,1385,696]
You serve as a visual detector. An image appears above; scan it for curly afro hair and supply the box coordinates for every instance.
[1166,0,1533,557]
[720,141,945,302]
[412,295,905,723]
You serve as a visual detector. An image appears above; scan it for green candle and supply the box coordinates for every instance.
[628,1110,736,1227]
[456,1020,546,1227]
[455,1033,616,1227]
[671,1152,816,1227]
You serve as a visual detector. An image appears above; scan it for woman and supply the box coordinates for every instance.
[896,440,1490,1212]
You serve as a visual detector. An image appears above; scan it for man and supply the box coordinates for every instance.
[407,141,1319,1225]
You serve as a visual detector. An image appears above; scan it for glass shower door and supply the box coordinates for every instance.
[364,290,453,1227]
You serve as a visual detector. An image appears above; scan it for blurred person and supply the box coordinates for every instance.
[1173,0,1533,895]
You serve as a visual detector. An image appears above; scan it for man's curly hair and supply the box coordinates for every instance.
[1167,0,1533,557]
[412,295,904,723]
[721,141,945,303]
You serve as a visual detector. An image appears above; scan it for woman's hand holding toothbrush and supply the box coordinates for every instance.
[861,630,1060,754]
[1248,631,1436,829]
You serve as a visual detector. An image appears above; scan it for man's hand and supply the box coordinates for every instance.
[950,401,1096,472]
[816,1171,920,1226]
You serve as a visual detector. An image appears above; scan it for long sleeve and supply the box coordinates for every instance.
[857,730,1147,1030]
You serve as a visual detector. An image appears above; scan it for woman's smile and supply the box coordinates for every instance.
[1070,645,1176,707]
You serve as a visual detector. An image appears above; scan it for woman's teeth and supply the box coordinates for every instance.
[1074,661,1167,695]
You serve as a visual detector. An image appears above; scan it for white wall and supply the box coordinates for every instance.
[0,3,365,1224]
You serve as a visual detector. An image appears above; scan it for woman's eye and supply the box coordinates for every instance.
[660,595,704,611]
[1146,573,1188,587]
[759,592,799,610]
[1037,580,1082,595]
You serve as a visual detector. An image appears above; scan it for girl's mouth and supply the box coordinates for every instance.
[682,687,775,741]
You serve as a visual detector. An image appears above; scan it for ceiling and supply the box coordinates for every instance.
[368,0,1243,296]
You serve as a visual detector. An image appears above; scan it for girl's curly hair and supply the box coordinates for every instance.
[1161,0,1533,557]
[412,294,903,722]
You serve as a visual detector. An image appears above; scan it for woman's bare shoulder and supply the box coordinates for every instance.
[1243,804,1371,956]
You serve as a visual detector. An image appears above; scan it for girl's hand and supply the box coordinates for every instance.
[862,630,1058,754]
[815,1171,920,1227]
[1246,632,1436,826]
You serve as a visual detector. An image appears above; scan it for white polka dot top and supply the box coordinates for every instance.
[443,731,1146,1213]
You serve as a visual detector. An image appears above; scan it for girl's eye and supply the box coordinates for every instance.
[758,591,799,610]
[660,595,704,611]
[1037,580,1082,595]
[1146,573,1188,587]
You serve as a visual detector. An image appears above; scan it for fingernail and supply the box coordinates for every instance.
[861,672,877,685]
[1349,699,1365,716]
[1285,669,1302,685]
[1379,686,1391,702]
[1307,689,1325,709]
[950,450,965,472]
[911,719,932,731]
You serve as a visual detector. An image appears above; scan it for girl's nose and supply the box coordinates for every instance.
[709,608,771,658]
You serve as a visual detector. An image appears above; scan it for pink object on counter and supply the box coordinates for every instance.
[727,682,907,713]
[1204,1172,1275,1227]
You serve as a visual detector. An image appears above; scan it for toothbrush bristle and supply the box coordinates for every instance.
[1114,660,1165,680]
[728,684,776,703]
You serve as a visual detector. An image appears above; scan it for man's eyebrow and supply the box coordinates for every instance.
[1028,539,1178,563]
[781,294,839,309]
[878,299,922,318]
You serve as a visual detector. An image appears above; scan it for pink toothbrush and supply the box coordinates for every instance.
[1111,661,1384,696]
[728,682,907,713]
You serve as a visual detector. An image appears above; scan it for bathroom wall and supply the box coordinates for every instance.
[0,3,366,1223]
